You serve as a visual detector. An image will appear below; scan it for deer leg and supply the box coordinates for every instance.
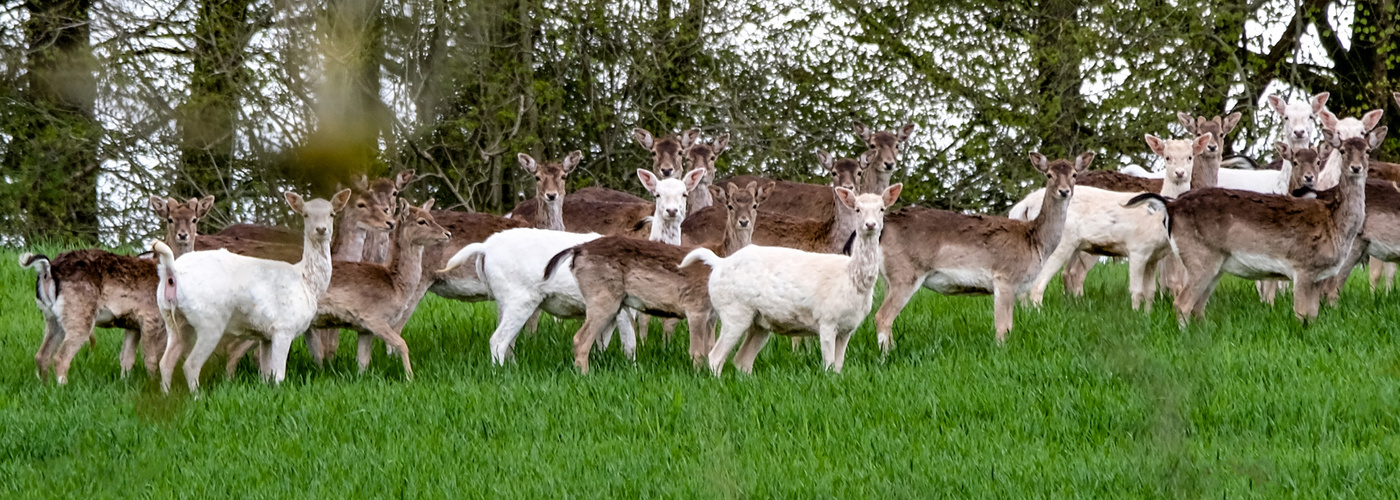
[732,328,771,374]
[1062,251,1096,297]
[708,312,753,377]
[181,327,224,394]
[119,330,138,378]
[636,313,651,346]
[224,339,257,379]
[873,274,921,355]
[1384,261,1398,291]
[818,325,840,371]
[488,300,539,365]
[1127,254,1149,312]
[1141,255,1160,313]
[1030,242,1078,307]
[523,309,542,337]
[138,315,166,379]
[35,314,63,382]
[264,333,294,385]
[159,320,193,393]
[363,321,412,381]
[992,280,1017,344]
[662,318,679,344]
[356,333,375,373]
[834,329,855,373]
[52,295,98,385]
[573,291,625,374]
[685,309,712,370]
[1293,274,1322,323]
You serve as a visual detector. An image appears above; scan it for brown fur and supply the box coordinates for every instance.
[388,210,530,333]
[150,195,214,257]
[32,250,166,382]
[875,153,1091,349]
[517,151,581,231]
[1077,170,1163,193]
[710,150,866,236]
[1177,112,1241,189]
[634,128,690,179]
[558,238,713,372]
[854,121,915,193]
[1162,129,1383,324]
[1317,180,1400,301]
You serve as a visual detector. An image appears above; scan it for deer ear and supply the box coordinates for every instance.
[197,195,216,218]
[1310,92,1330,114]
[1144,134,1167,157]
[1394,92,1400,110]
[709,184,726,205]
[636,169,660,194]
[396,170,416,189]
[330,188,353,213]
[1176,112,1196,134]
[1323,128,1340,148]
[835,187,858,210]
[562,150,583,174]
[1222,111,1242,135]
[682,167,707,192]
[853,121,871,142]
[859,149,879,170]
[882,183,903,207]
[898,122,916,142]
[284,192,306,214]
[713,134,730,155]
[149,196,168,216]
[420,198,435,211]
[517,153,538,174]
[1268,95,1287,116]
[815,149,833,171]
[1320,109,1339,131]
[681,128,701,150]
[1273,141,1291,161]
[1074,152,1096,172]
[633,128,655,150]
[1369,126,1389,150]
[1028,152,1049,173]
[1362,109,1385,131]
[396,198,410,218]
[353,175,369,191]
[756,180,776,205]
[1192,133,1213,155]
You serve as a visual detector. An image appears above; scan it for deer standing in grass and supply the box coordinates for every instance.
[1127,127,1383,325]
[875,152,1091,351]
[683,184,902,375]
[547,181,773,372]
[154,190,350,393]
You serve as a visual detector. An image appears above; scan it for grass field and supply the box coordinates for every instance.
[1,248,1399,498]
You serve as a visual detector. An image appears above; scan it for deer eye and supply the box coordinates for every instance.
[534,176,540,181]
[417,219,427,225]
[191,218,197,224]
[167,218,173,224]
[726,205,733,210]
[357,202,367,208]
[383,208,390,214]
[392,190,398,197]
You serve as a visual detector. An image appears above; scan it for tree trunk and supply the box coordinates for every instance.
[1030,0,1084,159]
[2,0,100,243]
[179,0,253,204]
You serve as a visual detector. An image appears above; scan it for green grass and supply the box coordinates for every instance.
[1,248,1398,498]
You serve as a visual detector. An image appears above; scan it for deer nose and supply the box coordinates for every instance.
[316,227,327,235]
[1058,189,1071,197]
[884,161,895,169]
[666,208,678,217]
[545,193,557,201]
[443,231,452,238]
[1175,171,1186,179]
[1304,175,1315,182]
[386,221,395,229]
[661,168,674,177]
[177,232,189,241]
[865,221,878,230]
[739,220,749,227]
[1352,165,1364,173]
[1207,144,1217,152]
[1294,129,1307,138]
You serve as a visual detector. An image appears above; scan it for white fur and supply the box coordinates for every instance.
[1015,186,1172,309]
[684,187,899,375]
[638,167,706,244]
[439,228,638,364]
[1138,161,1295,194]
[153,192,345,393]
[1316,109,1385,190]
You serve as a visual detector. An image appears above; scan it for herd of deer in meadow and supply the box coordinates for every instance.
[14,91,1400,393]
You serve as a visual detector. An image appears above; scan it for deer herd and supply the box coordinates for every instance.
[15,91,1400,393]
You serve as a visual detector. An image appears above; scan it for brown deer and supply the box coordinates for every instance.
[875,152,1092,350]
[681,130,731,214]
[518,150,582,231]
[543,182,771,373]
[1127,127,1384,325]
[853,121,916,194]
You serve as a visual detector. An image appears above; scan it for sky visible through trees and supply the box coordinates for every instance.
[0,0,1395,246]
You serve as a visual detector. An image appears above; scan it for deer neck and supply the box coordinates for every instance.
[333,215,367,262]
[719,219,752,257]
[1274,154,1297,193]
[387,226,425,298]
[1160,177,1190,198]
[650,209,684,245]
[536,197,565,231]
[1032,187,1070,256]
[826,196,861,253]
[688,181,713,215]
[860,169,892,195]
[846,229,882,293]
[299,230,335,298]
[1333,170,1367,241]
[362,231,390,264]
[1191,152,1220,190]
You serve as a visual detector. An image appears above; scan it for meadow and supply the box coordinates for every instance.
[1,248,1398,498]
